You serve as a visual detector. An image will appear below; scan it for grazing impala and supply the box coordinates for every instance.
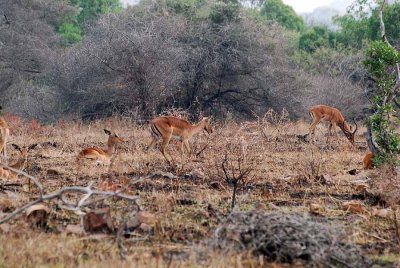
[76,129,124,166]
[148,116,213,162]
[309,105,358,144]
[0,107,10,159]
[0,144,37,180]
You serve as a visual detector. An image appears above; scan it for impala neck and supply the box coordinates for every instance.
[338,121,351,134]
[191,120,206,136]
[105,139,117,156]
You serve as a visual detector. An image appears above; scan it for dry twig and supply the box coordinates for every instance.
[0,166,143,224]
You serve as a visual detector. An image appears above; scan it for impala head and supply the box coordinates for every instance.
[202,117,213,135]
[104,129,125,144]
[12,143,37,157]
[340,121,358,144]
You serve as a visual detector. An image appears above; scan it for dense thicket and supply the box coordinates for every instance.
[58,0,122,45]
[0,0,381,122]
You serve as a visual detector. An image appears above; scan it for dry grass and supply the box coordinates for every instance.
[0,115,399,267]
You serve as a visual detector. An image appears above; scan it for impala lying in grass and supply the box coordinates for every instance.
[0,144,37,180]
[76,129,125,167]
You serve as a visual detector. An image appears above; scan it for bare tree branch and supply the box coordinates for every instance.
[0,174,143,224]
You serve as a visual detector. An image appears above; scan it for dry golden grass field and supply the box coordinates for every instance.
[0,113,399,267]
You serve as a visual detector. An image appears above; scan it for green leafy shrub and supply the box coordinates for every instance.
[364,41,400,166]
[209,0,240,24]
[260,0,304,32]
[58,22,82,45]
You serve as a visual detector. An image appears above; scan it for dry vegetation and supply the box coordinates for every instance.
[0,112,399,267]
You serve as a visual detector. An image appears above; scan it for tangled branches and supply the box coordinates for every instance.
[0,164,142,224]
[211,210,371,267]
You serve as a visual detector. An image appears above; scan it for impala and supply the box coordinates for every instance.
[0,108,10,158]
[76,129,125,166]
[309,105,358,144]
[363,151,374,170]
[148,116,213,162]
[0,144,37,180]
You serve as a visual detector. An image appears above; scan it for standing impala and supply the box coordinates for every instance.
[0,144,37,180]
[148,116,213,162]
[0,106,10,159]
[76,129,125,166]
[309,105,358,144]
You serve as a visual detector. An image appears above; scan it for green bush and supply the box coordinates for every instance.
[260,0,304,32]
[209,0,240,24]
[58,22,82,45]
[298,26,333,53]
[364,41,400,166]
[166,0,204,18]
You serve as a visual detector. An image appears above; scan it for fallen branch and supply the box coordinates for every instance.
[0,175,143,224]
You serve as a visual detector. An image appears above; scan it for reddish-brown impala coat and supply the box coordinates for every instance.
[363,151,374,170]
[76,129,125,166]
[148,116,213,162]
[309,105,358,144]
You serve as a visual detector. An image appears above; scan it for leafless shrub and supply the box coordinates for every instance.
[291,73,370,120]
[0,0,371,122]
[216,139,255,210]
[45,3,363,122]
[4,82,64,121]
[211,210,371,266]
[158,108,192,121]
[0,0,66,110]
[293,147,325,183]
[256,109,290,141]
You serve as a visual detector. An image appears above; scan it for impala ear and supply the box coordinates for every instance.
[104,129,111,135]
[203,117,212,123]
[12,144,21,152]
[28,144,38,151]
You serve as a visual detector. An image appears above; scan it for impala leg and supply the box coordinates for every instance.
[309,120,319,143]
[0,143,5,159]
[0,140,5,160]
[4,130,8,158]
[331,122,340,144]
[160,131,173,163]
[1,128,9,159]
[326,123,333,143]
[0,143,4,159]
[148,137,157,150]
[183,139,191,155]
[180,140,185,155]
